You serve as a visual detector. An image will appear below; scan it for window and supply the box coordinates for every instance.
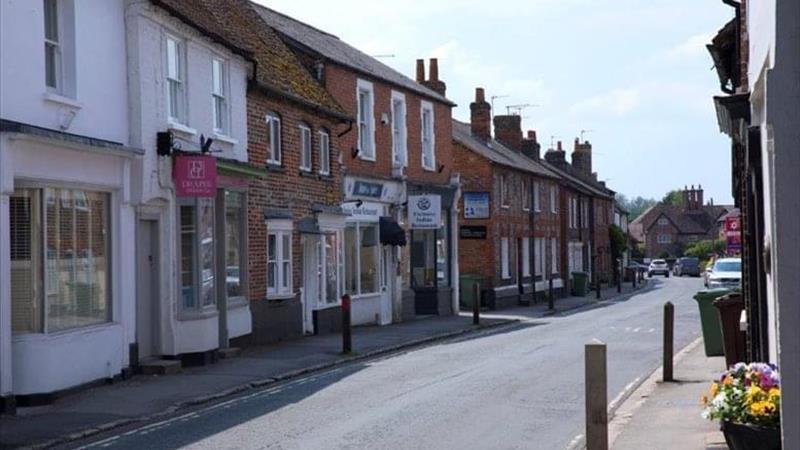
[534,182,541,212]
[421,101,436,170]
[322,232,343,305]
[522,180,530,211]
[318,130,330,175]
[179,198,215,309]
[550,185,558,213]
[411,213,450,288]
[551,238,559,274]
[224,191,245,299]
[657,217,669,226]
[657,234,672,244]
[357,80,375,160]
[43,0,60,91]
[212,59,227,134]
[344,222,380,295]
[500,237,510,279]
[166,36,186,123]
[299,123,312,171]
[534,238,545,276]
[11,187,111,334]
[265,113,282,165]
[582,200,589,227]
[267,221,293,296]
[391,92,407,167]
[522,237,531,277]
[501,174,509,208]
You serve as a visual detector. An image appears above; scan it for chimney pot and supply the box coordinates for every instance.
[557,141,563,151]
[475,87,485,102]
[429,58,439,81]
[416,59,425,83]
[527,130,537,140]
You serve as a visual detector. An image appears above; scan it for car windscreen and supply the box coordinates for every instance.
[714,261,741,272]
[681,258,699,268]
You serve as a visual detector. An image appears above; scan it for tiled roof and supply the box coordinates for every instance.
[537,158,614,199]
[250,2,456,107]
[152,0,349,120]
[452,120,559,179]
[635,204,733,235]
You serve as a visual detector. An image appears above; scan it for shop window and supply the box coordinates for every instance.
[267,221,293,297]
[10,187,110,334]
[179,198,215,309]
[411,213,450,288]
[224,191,245,299]
[344,222,380,295]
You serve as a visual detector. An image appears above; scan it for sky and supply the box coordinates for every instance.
[256,0,735,204]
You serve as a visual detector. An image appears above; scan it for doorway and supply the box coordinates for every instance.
[136,219,159,361]
[302,236,321,334]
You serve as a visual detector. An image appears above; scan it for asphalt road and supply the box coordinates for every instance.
[72,276,704,450]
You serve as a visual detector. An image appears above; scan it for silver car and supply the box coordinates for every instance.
[648,259,670,278]
[707,258,742,289]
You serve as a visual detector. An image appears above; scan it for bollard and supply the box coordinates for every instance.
[617,260,622,294]
[473,282,480,325]
[342,294,352,354]
[596,278,601,300]
[663,302,674,382]
[548,277,555,311]
[632,267,637,289]
[585,340,609,450]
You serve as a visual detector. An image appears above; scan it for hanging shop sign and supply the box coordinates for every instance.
[463,192,490,219]
[174,155,217,197]
[409,194,441,229]
[342,201,383,223]
[724,216,742,253]
[459,225,487,239]
[352,181,384,198]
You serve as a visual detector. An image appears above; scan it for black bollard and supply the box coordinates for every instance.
[473,282,480,325]
[342,294,352,353]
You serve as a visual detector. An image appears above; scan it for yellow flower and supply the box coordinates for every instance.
[769,387,781,400]
[749,400,775,417]
[710,383,719,397]
[701,395,709,405]
[723,376,733,386]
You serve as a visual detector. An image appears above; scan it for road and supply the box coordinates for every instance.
[72,276,703,450]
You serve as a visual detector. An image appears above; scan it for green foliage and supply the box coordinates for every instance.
[609,224,628,261]
[661,189,685,207]
[631,242,646,259]
[684,239,726,264]
[657,250,671,259]
[616,194,658,221]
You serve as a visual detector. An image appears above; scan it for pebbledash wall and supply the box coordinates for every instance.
[0,0,137,404]
[125,1,252,360]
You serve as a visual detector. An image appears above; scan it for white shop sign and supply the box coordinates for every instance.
[408,194,441,229]
[342,201,384,223]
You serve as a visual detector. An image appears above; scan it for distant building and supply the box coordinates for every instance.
[630,186,732,258]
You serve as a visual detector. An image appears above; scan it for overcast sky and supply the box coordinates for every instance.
[256,0,735,204]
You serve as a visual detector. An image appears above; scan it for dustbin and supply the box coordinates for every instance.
[694,288,732,357]
[459,274,483,309]
[572,272,589,297]
[714,292,746,367]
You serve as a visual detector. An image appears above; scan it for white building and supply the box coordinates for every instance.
[124,0,253,363]
[1,0,139,410]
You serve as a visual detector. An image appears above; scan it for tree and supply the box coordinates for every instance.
[661,189,685,207]
[615,194,658,221]
[684,239,726,264]
[609,224,628,261]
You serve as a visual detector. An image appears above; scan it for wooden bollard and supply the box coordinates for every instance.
[342,294,352,353]
[663,302,674,382]
[585,339,608,450]
[473,282,480,325]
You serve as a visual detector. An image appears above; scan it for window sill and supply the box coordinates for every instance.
[318,172,332,180]
[358,155,376,162]
[298,169,315,177]
[168,121,197,136]
[266,163,286,173]
[213,133,238,145]
[501,205,510,210]
[12,321,119,342]
[422,166,437,172]
[178,308,219,321]
[227,296,249,309]
[316,302,341,310]
[43,92,83,110]
[267,292,296,301]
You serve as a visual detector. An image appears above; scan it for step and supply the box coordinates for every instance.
[217,347,241,360]
[139,359,182,376]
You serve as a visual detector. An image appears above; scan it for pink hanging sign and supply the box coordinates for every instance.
[174,155,217,197]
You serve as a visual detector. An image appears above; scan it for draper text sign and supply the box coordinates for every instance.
[174,155,217,197]
[408,194,441,229]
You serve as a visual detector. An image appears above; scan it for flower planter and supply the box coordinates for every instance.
[721,421,781,450]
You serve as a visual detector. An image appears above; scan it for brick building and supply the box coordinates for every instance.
[453,88,563,309]
[631,186,732,259]
[252,4,460,324]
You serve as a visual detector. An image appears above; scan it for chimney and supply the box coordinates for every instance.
[419,58,447,96]
[470,87,491,141]
[493,114,523,151]
[571,138,593,176]
[522,130,541,159]
[544,141,567,166]
[683,184,704,210]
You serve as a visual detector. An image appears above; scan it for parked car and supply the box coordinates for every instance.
[673,257,701,277]
[706,257,742,289]
[648,259,670,278]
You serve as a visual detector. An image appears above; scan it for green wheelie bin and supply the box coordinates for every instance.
[572,272,589,297]
[459,274,483,309]
[693,288,733,357]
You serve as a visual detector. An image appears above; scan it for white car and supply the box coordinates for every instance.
[648,259,670,278]
[707,258,742,289]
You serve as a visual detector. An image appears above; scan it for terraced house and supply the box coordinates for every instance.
[252,4,460,325]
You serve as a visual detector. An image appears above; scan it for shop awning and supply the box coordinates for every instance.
[379,217,407,246]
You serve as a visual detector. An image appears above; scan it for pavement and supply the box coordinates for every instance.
[0,279,651,450]
[609,338,728,450]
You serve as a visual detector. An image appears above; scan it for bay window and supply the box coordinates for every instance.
[344,222,380,296]
[10,187,111,334]
[179,198,215,310]
[267,221,293,297]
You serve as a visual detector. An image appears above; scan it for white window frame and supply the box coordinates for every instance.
[551,237,559,274]
[212,58,228,135]
[318,129,330,175]
[522,237,531,277]
[299,123,312,172]
[267,220,293,297]
[166,35,187,124]
[177,197,216,312]
[420,100,436,171]
[657,217,669,226]
[345,221,382,296]
[550,185,558,213]
[657,234,672,244]
[265,112,282,165]
[522,180,530,211]
[534,182,541,212]
[356,79,376,161]
[391,91,408,168]
[43,0,61,92]
[534,238,545,276]
[500,237,510,279]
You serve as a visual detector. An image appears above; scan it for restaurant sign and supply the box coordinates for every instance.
[724,216,742,253]
[174,155,217,197]
[408,194,441,229]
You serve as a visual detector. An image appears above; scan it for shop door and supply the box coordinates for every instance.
[136,220,159,361]
[302,236,321,334]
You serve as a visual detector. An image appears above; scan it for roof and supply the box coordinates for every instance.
[152,0,349,121]
[452,120,559,179]
[0,119,144,155]
[634,204,734,236]
[250,2,456,107]
[537,156,614,199]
